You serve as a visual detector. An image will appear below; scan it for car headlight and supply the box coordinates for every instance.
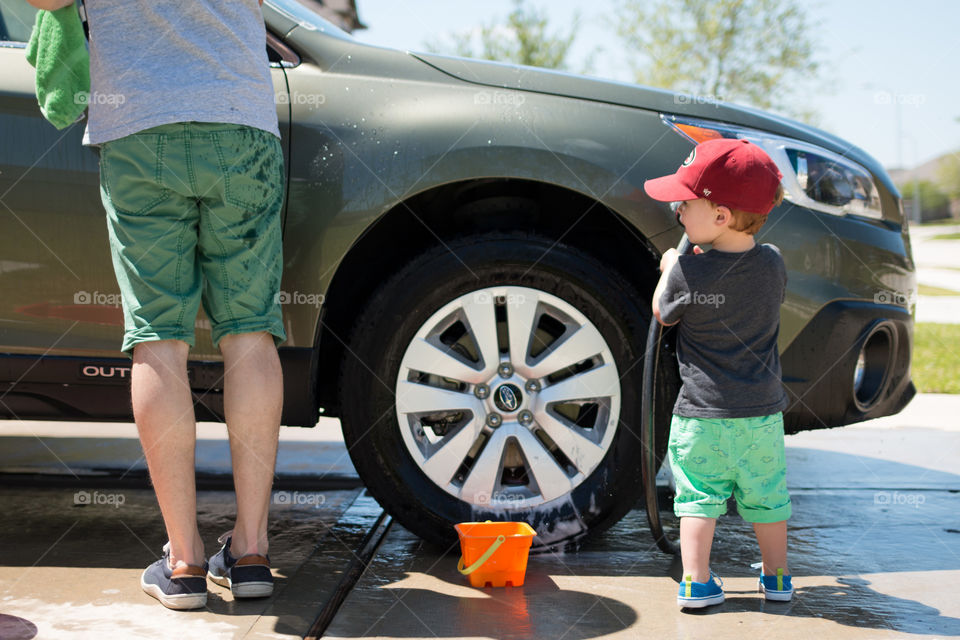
[661,114,884,220]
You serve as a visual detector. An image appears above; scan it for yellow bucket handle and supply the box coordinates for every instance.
[458,534,506,575]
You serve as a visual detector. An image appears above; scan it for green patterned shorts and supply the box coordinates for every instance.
[668,412,791,523]
[99,122,286,355]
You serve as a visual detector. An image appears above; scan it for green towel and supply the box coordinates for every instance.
[25,4,90,130]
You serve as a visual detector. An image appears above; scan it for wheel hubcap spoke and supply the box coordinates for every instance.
[396,380,481,415]
[460,427,508,503]
[461,294,500,379]
[527,322,605,379]
[506,290,540,377]
[534,409,605,475]
[513,428,572,502]
[401,337,487,384]
[422,417,483,487]
[396,286,621,510]
[536,363,619,405]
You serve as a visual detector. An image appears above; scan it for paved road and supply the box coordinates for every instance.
[1,394,957,639]
[324,394,960,640]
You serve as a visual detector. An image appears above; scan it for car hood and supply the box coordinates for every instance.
[410,52,890,188]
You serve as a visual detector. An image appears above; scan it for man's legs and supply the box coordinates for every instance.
[132,339,205,569]
[220,331,283,557]
[191,125,286,558]
[132,332,282,562]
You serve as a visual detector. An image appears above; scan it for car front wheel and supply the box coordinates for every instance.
[339,232,657,549]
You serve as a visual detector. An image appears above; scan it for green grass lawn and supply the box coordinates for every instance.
[912,323,960,394]
[931,232,960,241]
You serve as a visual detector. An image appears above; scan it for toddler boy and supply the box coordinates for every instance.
[645,138,793,608]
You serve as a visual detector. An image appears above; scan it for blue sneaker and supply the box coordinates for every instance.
[207,533,274,598]
[140,543,208,610]
[759,568,793,601]
[677,572,725,608]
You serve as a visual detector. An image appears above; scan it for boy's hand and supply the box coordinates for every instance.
[660,245,703,271]
[659,248,679,272]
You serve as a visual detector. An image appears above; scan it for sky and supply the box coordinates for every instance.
[350,0,960,172]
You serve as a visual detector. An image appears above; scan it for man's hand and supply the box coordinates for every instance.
[25,0,74,9]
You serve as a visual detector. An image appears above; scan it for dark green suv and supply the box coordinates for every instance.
[0,0,916,548]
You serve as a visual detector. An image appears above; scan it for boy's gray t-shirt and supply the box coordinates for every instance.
[82,0,280,145]
[658,243,789,419]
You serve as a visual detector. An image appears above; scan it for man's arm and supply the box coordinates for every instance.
[28,0,262,12]
[25,0,74,9]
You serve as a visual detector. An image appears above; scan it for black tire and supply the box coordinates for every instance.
[338,232,664,550]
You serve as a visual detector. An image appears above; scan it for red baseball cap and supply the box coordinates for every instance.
[644,138,783,214]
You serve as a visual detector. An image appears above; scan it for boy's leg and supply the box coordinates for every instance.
[731,413,791,575]
[753,520,789,575]
[131,339,205,568]
[220,331,283,556]
[679,516,717,583]
[669,415,732,582]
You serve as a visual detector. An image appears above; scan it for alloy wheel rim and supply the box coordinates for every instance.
[395,286,621,509]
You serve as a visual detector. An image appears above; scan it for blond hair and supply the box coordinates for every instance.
[725,185,784,235]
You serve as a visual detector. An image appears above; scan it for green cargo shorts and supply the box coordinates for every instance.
[99,121,287,356]
[668,412,791,523]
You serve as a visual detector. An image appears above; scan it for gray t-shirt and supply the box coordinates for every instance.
[82,0,280,145]
[658,243,789,419]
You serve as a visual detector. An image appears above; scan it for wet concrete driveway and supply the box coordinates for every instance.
[1,395,958,639]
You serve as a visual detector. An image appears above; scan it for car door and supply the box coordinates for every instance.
[0,0,116,358]
[0,0,292,364]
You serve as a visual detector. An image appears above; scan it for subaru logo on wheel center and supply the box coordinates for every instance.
[493,383,522,412]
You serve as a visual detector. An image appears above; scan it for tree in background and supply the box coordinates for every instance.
[937,155,960,201]
[901,180,951,221]
[425,0,593,73]
[613,0,821,122]
[935,154,960,219]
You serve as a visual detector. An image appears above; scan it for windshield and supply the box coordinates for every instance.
[266,0,354,40]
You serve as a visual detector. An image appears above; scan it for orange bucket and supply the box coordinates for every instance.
[455,521,536,588]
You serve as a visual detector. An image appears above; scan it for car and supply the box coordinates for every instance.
[0,0,916,550]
